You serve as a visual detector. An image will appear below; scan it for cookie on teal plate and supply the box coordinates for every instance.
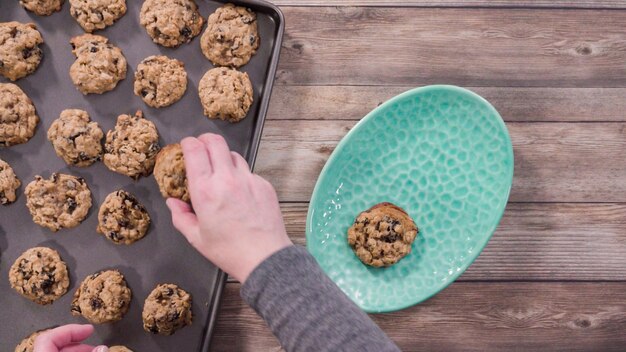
[306,85,514,313]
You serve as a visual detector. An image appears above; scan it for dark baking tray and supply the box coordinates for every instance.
[0,0,284,350]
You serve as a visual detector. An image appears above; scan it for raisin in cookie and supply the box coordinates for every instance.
[9,247,70,305]
[69,0,127,33]
[0,158,21,205]
[139,0,204,48]
[109,347,133,352]
[47,109,104,167]
[0,22,44,81]
[153,143,189,202]
[201,4,259,68]
[69,34,127,94]
[103,111,160,179]
[71,270,131,324]
[0,83,39,146]
[97,190,150,245]
[19,0,64,16]
[347,202,419,267]
[25,173,92,232]
[15,329,50,352]
[198,67,253,123]
[142,283,192,335]
[134,55,187,108]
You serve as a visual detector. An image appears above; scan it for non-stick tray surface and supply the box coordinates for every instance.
[0,0,284,350]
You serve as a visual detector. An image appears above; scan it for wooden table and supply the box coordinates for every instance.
[211,1,626,350]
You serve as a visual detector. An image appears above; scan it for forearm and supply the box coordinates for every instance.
[241,245,400,352]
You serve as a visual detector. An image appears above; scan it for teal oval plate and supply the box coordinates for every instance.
[306,85,514,313]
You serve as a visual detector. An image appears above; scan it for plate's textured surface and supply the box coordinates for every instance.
[307,85,514,313]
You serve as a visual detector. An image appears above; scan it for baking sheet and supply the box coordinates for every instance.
[0,0,284,350]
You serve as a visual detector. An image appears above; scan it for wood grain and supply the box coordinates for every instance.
[275,7,626,87]
[280,202,626,281]
[272,0,626,8]
[256,121,626,203]
[267,86,626,122]
[211,282,626,352]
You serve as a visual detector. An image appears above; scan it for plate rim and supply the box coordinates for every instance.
[305,84,515,313]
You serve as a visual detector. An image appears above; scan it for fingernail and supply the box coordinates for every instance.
[93,347,109,352]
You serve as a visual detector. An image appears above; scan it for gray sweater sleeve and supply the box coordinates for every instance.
[240,245,401,352]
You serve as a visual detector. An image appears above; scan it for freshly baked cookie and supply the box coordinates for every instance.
[25,173,92,232]
[109,347,133,352]
[97,190,150,245]
[139,0,204,48]
[71,270,131,324]
[0,158,21,205]
[47,109,104,167]
[201,4,259,68]
[69,34,127,94]
[19,0,64,16]
[198,67,253,123]
[20,0,65,16]
[0,83,39,146]
[153,144,189,202]
[0,22,43,81]
[69,0,127,33]
[15,329,50,352]
[9,247,70,305]
[134,55,187,108]
[347,202,419,267]
[142,283,192,335]
[103,111,160,179]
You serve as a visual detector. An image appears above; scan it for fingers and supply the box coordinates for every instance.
[181,136,213,187]
[198,133,233,174]
[167,198,200,244]
[34,325,94,351]
[231,152,250,172]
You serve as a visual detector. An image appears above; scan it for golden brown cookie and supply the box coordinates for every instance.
[97,190,150,245]
[0,158,21,205]
[25,173,92,232]
[19,0,64,16]
[201,4,259,68]
[139,0,204,48]
[109,347,133,352]
[71,270,132,324]
[9,247,70,305]
[69,34,127,94]
[15,329,50,352]
[47,109,104,167]
[153,143,189,202]
[134,55,187,108]
[142,283,192,335]
[0,22,44,81]
[103,110,160,179]
[69,0,127,33]
[198,67,253,123]
[347,202,418,267]
[0,83,39,147]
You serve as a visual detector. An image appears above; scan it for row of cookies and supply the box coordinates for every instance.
[10,247,193,341]
[0,0,260,73]
[2,154,186,236]
[18,0,260,66]
[0,25,254,121]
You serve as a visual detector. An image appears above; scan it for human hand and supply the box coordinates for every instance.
[33,324,108,352]
[166,133,292,283]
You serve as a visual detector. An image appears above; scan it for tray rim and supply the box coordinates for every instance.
[201,1,285,350]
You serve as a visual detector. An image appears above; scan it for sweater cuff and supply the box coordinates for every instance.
[240,245,312,306]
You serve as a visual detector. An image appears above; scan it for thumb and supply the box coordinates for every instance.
[166,198,200,243]
[92,347,108,352]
